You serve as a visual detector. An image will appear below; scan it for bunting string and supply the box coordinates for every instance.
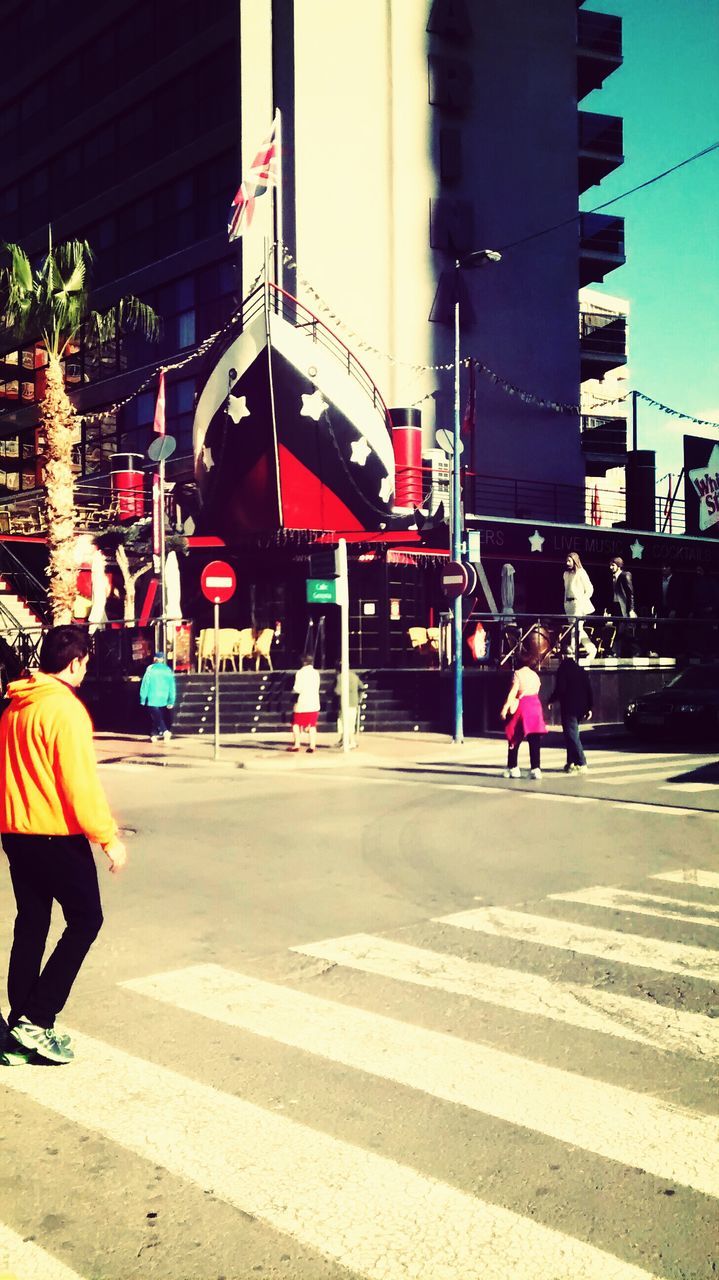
[72,247,719,432]
[77,258,269,424]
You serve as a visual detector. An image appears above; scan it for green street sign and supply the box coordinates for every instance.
[306,577,337,604]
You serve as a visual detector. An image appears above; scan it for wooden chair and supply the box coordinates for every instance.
[235,627,256,671]
[253,627,274,671]
[197,629,215,672]
[407,626,429,651]
[217,628,241,671]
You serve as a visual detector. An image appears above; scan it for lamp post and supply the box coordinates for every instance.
[452,248,502,744]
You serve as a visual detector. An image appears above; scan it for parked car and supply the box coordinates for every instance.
[624,665,719,741]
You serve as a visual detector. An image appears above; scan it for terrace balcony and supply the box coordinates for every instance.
[577,9,623,99]
[579,111,623,193]
[579,212,625,287]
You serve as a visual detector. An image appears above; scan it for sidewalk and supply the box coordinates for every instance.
[94,723,625,774]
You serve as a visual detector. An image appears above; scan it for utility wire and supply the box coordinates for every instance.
[499,139,719,252]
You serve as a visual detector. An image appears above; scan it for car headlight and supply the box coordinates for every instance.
[677,703,700,713]
[625,702,637,715]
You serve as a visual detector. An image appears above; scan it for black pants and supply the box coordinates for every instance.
[507,733,541,770]
[561,713,586,767]
[148,705,170,736]
[2,833,103,1029]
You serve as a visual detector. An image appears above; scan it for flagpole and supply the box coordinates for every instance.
[274,108,283,295]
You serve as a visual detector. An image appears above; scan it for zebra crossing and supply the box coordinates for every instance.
[2,869,719,1279]
[395,744,719,796]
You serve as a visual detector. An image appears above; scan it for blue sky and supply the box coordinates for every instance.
[582,0,719,482]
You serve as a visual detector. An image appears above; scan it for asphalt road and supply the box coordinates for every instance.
[1,753,718,1280]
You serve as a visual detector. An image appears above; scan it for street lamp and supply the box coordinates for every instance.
[452,248,502,744]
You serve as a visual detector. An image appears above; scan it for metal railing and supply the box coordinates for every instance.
[241,281,393,436]
[579,111,623,155]
[0,540,50,623]
[579,212,625,258]
[458,611,717,669]
[577,9,622,57]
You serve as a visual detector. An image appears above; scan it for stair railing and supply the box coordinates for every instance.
[0,542,50,624]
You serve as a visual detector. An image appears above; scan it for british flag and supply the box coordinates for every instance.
[228,113,279,241]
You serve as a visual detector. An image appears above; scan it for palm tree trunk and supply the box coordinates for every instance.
[42,357,78,624]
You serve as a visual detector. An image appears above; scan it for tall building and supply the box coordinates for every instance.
[26,2,719,672]
[0,0,625,515]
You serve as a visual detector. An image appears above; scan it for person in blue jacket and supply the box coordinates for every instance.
[139,652,177,741]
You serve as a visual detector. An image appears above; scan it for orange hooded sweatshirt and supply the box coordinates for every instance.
[0,673,118,848]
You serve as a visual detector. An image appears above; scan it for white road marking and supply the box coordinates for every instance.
[124,963,719,1199]
[550,885,719,929]
[0,1223,85,1280]
[436,906,719,983]
[522,792,596,804]
[576,754,716,777]
[0,1032,661,1280]
[291,932,719,1061]
[651,869,719,889]
[611,802,712,817]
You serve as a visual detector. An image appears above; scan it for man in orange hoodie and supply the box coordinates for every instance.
[0,625,126,1065]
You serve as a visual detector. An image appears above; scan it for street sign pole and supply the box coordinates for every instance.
[213,599,220,760]
[337,538,350,753]
[200,561,237,763]
[452,260,464,744]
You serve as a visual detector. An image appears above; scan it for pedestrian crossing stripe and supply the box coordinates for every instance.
[435,906,719,982]
[291,932,719,1060]
[0,1030,662,1280]
[0,1223,84,1280]
[652,869,719,889]
[122,964,719,1198]
[550,885,719,928]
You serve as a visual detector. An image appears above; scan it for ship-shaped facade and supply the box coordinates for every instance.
[193,282,398,541]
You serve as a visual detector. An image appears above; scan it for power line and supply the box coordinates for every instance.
[499,139,719,252]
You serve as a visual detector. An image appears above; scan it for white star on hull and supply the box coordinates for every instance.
[227,393,250,424]
[300,390,329,421]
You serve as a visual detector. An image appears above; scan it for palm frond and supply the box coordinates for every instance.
[2,243,33,295]
[116,295,160,341]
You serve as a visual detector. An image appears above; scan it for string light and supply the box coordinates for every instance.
[68,248,719,433]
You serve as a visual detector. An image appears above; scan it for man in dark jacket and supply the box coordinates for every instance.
[549,646,593,773]
[608,557,638,656]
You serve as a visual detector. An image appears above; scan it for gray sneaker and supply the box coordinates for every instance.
[10,1017,74,1064]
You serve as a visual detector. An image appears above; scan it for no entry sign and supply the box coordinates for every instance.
[441,561,468,598]
[201,560,236,604]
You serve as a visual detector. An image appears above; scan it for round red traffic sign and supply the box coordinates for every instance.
[201,560,236,604]
[441,560,468,598]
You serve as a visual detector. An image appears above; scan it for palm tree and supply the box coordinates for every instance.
[0,237,158,623]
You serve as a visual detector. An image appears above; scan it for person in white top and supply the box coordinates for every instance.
[288,654,321,753]
[563,552,597,661]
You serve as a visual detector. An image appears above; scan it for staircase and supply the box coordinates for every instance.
[0,575,44,633]
[173,670,444,735]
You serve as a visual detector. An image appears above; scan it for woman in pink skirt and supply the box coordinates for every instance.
[500,658,547,779]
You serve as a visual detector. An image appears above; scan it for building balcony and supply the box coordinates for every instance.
[579,213,625,287]
[580,312,627,381]
[578,111,623,193]
[581,414,627,477]
[577,9,623,99]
